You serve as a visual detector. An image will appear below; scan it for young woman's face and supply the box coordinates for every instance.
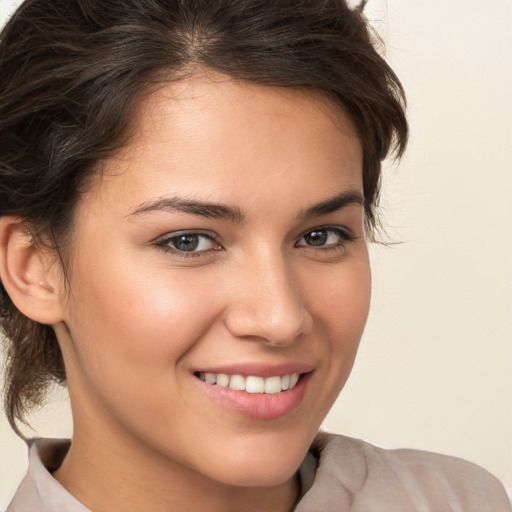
[56,74,371,487]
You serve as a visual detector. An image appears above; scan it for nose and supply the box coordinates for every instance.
[223,252,313,346]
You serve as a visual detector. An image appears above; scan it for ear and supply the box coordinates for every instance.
[0,216,65,325]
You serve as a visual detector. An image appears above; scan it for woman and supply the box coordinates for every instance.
[0,0,510,511]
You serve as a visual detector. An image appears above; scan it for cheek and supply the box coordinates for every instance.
[306,255,371,392]
[63,252,223,403]
[311,256,371,341]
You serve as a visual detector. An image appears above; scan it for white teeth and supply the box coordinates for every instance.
[216,373,229,387]
[198,372,301,393]
[265,377,281,394]
[205,373,216,384]
[246,376,265,393]
[264,376,282,394]
[229,374,245,391]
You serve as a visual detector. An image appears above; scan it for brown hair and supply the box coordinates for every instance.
[0,0,407,435]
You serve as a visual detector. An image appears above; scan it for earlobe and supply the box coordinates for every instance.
[0,216,64,325]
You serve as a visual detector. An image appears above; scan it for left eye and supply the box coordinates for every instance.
[163,232,217,252]
[296,227,350,247]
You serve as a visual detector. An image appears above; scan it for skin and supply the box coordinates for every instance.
[42,73,372,511]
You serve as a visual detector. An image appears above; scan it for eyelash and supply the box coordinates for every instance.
[154,231,220,258]
[295,226,355,252]
[155,226,355,259]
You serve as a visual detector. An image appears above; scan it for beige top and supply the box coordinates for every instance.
[7,433,511,511]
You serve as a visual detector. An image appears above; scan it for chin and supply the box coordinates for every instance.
[210,456,302,488]
[196,429,314,488]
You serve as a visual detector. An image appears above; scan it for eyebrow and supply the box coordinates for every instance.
[297,189,364,221]
[129,197,245,223]
[128,189,364,223]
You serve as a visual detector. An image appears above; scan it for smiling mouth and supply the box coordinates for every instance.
[194,372,301,394]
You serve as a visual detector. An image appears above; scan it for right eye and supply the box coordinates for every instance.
[156,231,221,256]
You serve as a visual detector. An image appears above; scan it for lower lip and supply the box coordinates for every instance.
[195,373,312,421]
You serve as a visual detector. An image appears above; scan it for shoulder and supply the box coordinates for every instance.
[7,438,88,512]
[296,432,511,512]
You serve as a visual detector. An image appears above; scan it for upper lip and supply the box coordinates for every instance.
[192,362,315,378]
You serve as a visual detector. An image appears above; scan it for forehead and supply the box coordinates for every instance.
[82,73,363,218]
[149,73,357,144]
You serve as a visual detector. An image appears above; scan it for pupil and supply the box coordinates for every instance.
[305,230,327,246]
[174,235,199,251]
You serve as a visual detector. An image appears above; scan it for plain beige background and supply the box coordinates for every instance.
[1,0,511,507]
